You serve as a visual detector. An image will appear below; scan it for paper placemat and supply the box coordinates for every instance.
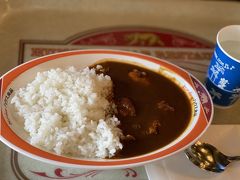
[1,26,214,180]
[145,125,240,180]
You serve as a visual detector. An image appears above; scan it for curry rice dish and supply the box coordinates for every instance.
[11,60,192,159]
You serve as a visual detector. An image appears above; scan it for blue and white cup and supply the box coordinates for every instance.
[205,78,240,107]
[206,25,240,107]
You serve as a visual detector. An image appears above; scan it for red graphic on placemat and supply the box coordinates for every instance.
[30,168,137,179]
[30,169,102,179]
[191,76,212,121]
[71,30,211,48]
[124,168,137,177]
[19,26,213,64]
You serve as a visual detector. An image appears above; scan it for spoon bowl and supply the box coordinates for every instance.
[185,141,240,173]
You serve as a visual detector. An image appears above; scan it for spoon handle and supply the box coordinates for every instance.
[228,156,240,161]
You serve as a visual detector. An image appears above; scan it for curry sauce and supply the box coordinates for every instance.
[96,61,192,158]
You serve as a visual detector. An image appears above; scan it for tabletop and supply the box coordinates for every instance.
[0,0,240,179]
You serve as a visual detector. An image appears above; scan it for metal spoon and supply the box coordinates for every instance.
[184,141,240,173]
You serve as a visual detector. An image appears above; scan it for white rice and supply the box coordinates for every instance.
[11,66,123,158]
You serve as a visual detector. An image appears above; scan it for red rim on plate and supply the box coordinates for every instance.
[0,49,213,168]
